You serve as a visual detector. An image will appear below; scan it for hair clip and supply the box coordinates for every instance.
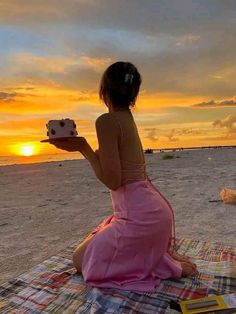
[124,73,134,84]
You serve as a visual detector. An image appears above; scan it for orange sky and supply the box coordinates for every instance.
[1,85,235,157]
[0,1,235,157]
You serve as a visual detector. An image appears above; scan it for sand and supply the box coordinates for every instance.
[0,148,235,284]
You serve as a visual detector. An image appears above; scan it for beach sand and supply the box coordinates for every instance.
[0,148,235,284]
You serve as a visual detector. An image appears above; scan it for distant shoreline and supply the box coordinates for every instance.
[0,145,235,167]
[145,145,236,153]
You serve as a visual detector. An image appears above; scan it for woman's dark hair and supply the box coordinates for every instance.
[99,61,142,109]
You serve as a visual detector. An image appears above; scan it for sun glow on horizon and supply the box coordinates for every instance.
[11,143,40,157]
[20,145,34,156]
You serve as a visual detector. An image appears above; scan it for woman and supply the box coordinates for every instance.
[50,61,198,292]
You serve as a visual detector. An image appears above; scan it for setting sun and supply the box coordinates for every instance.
[10,143,40,157]
[20,145,34,157]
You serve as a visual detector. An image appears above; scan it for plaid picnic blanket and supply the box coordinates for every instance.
[0,232,235,314]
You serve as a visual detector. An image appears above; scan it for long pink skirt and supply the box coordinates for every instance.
[82,179,182,292]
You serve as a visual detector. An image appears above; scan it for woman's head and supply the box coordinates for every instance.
[99,61,141,109]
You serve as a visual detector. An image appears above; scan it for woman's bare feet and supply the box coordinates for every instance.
[170,250,190,262]
[181,261,199,277]
[170,250,198,274]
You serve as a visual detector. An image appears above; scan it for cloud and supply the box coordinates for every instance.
[193,98,236,108]
[80,56,112,72]
[167,129,179,142]
[213,114,236,136]
[0,88,38,100]
[165,127,205,142]
[5,87,35,91]
[0,1,235,37]
[144,126,204,143]
[8,53,84,74]
[4,52,106,91]
[179,128,204,135]
[176,34,200,47]
[0,91,17,102]
[1,2,236,98]
[144,128,159,142]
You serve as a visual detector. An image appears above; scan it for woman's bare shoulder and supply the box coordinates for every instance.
[95,113,111,124]
[95,113,119,133]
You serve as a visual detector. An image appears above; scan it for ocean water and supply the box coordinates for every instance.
[0,152,84,167]
[0,146,235,167]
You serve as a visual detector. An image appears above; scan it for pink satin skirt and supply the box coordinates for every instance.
[82,179,182,292]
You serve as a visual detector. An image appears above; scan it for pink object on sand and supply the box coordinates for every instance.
[82,179,182,292]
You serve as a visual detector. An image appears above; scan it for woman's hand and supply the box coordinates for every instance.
[48,137,87,153]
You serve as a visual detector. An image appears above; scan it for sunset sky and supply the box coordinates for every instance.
[0,0,236,157]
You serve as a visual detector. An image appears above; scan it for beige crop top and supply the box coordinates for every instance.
[112,112,147,185]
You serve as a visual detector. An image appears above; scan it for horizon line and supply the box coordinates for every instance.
[0,144,236,159]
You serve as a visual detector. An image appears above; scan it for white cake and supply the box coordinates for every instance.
[46,119,78,139]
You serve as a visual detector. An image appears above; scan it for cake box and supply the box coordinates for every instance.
[41,118,78,142]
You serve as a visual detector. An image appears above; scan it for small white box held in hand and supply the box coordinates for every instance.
[41,118,78,142]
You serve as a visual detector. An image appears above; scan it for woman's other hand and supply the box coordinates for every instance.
[49,137,87,153]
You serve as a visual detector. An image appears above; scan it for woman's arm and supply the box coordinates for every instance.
[49,114,122,190]
[81,114,121,190]
[80,142,104,183]
[93,113,122,190]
